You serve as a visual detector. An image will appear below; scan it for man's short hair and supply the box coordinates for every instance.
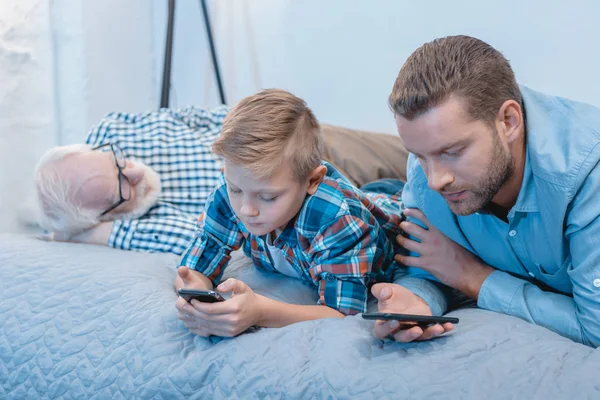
[212,89,323,181]
[389,35,522,125]
[34,144,99,235]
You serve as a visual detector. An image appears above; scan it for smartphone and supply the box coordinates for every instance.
[178,288,225,303]
[362,312,459,326]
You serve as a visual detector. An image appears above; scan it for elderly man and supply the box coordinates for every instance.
[35,106,408,255]
[35,107,227,254]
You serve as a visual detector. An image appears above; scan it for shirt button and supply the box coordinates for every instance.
[528,272,535,278]
[509,230,517,237]
[593,279,600,288]
[326,275,336,283]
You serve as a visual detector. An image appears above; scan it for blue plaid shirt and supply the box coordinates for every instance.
[180,162,407,315]
[86,106,228,255]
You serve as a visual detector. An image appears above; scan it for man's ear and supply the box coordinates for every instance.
[497,99,524,145]
[306,165,327,195]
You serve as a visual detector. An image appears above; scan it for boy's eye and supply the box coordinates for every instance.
[229,188,242,194]
[260,195,277,202]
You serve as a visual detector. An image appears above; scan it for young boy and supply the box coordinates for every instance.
[174,89,446,338]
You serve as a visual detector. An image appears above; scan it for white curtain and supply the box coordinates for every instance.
[0,0,157,233]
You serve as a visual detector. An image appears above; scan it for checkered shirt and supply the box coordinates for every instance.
[179,162,406,315]
[85,106,228,254]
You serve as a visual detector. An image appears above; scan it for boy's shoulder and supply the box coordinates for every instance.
[203,174,236,218]
[296,162,364,233]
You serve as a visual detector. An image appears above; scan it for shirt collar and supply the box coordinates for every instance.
[509,141,539,216]
[273,214,300,246]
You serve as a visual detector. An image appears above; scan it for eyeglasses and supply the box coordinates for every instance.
[92,143,131,216]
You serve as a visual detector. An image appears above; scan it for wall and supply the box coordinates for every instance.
[154,0,600,134]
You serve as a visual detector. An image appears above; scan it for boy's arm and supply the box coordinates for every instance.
[256,297,345,327]
[177,180,245,286]
[179,278,344,337]
[310,214,383,316]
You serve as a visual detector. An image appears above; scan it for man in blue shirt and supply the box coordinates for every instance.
[371,35,600,347]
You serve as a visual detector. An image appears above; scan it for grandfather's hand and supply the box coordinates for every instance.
[371,283,453,342]
[395,208,493,299]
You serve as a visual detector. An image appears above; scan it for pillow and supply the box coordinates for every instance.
[321,124,409,187]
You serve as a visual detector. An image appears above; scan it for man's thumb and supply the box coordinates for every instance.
[372,283,393,302]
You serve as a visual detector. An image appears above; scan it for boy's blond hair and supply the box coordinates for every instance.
[213,89,323,181]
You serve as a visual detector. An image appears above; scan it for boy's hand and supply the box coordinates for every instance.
[177,278,264,337]
[371,283,453,342]
[175,266,212,291]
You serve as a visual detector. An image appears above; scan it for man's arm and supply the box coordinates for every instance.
[109,213,198,255]
[392,175,452,316]
[478,166,600,347]
[397,206,600,348]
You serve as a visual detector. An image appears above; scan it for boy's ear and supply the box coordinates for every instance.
[306,165,327,195]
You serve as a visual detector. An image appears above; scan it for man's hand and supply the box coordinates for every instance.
[395,208,494,300]
[371,283,453,342]
[176,278,264,337]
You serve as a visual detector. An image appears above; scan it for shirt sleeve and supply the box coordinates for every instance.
[393,169,450,316]
[109,215,197,256]
[308,214,384,316]
[179,181,244,285]
[478,162,600,347]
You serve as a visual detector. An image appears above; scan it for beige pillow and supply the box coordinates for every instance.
[321,123,409,187]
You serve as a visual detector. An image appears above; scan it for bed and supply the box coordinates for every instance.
[1,233,599,399]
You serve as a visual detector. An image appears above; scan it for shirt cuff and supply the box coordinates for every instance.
[477,270,523,314]
[393,276,448,316]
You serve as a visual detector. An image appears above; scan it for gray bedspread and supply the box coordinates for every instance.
[1,233,599,399]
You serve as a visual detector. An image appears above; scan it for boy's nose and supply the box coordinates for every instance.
[240,203,259,217]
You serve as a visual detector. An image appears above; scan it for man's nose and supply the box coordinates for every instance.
[426,161,453,192]
[123,162,145,186]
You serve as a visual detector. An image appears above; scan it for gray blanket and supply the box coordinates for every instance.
[1,234,598,399]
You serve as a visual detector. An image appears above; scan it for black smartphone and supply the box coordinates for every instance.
[178,288,225,303]
[362,312,459,326]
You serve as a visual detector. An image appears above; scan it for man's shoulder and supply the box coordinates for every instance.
[404,154,428,199]
[522,86,600,191]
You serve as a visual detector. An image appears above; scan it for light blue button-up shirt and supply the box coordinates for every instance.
[401,86,600,347]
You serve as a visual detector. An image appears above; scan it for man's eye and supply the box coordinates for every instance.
[445,148,464,157]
